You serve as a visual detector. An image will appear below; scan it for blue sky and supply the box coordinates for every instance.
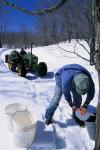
[6,0,41,31]
[3,0,58,32]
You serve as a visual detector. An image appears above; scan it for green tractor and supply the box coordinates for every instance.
[5,45,48,77]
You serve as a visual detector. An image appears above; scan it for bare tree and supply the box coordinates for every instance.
[52,0,95,65]
[5,29,36,48]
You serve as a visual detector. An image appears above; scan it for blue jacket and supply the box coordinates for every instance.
[55,64,95,107]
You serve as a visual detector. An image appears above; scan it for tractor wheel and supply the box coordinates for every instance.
[5,54,9,63]
[38,62,47,77]
[17,63,26,77]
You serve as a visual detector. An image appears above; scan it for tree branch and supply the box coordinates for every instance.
[57,42,90,62]
[57,43,75,54]
[57,44,78,58]
[73,43,90,62]
[0,0,67,16]
[75,39,90,54]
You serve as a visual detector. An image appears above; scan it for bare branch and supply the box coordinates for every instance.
[57,42,90,62]
[57,43,75,54]
[57,44,78,58]
[0,0,67,16]
[73,43,90,62]
[75,39,90,54]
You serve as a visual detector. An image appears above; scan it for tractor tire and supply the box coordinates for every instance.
[5,54,9,63]
[38,62,47,77]
[17,63,26,77]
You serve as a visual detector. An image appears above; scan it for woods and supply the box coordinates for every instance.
[0,0,91,48]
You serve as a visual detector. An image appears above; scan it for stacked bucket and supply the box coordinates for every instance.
[4,103,37,148]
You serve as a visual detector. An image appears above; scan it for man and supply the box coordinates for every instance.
[45,64,95,125]
[20,48,27,56]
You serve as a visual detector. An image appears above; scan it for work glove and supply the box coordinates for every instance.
[80,107,87,115]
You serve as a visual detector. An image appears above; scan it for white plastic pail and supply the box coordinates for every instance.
[85,121,96,140]
[4,103,26,131]
[12,110,37,148]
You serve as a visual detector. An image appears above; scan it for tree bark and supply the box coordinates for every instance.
[95,85,100,150]
[0,37,2,48]
[94,1,100,148]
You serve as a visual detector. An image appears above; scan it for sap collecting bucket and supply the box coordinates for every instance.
[12,110,37,148]
[75,109,96,141]
[4,103,26,131]
[85,120,96,141]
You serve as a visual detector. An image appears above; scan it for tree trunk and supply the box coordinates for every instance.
[94,1,100,147]
[0,38,2,48]
[95,84,100,150]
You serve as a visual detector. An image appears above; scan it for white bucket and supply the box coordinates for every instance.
[85,121,96,140]
[12,110,37,148]
[4,103,26,131]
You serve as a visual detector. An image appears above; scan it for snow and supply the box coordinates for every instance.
[0,40,98,150]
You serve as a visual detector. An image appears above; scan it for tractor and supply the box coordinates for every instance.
[5,44,47,77]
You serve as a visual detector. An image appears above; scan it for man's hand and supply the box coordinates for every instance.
[80,107,87,115]
[72,106,79,112]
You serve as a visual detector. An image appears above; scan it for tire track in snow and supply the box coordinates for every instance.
[0,48,37,106]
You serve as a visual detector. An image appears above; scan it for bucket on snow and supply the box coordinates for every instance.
[4,103,26,131]
[75,109,96,140]
[85,115,96,141]
[12,110,37,148]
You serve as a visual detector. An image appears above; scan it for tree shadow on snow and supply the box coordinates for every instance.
[44,71,54,79]
[37,71,54,79]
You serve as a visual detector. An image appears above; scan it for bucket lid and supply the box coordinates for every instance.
[12,110,35,129]
[75,109,95,121]
[5,103,26,115]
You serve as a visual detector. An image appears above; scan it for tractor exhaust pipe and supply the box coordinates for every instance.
[31,42,34,54]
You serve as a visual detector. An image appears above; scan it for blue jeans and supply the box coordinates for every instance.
[45,84,82,120]
[45,85,62,120]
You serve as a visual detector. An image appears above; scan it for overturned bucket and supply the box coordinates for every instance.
[12,110,37,148]
[4,103,26,131]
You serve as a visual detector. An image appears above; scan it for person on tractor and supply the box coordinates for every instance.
[20,48,27,56]
[45,64,95,126]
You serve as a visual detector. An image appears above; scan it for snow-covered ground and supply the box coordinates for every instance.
[0,40,98,150]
